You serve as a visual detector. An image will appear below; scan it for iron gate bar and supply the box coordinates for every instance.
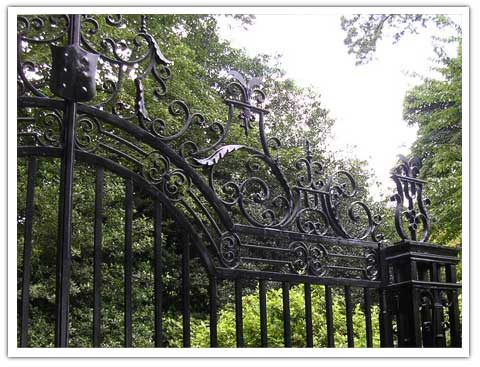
[153,200,163,347]
[124,178,134,348]
[234,279,244,348]
[282,282,292,347]
[345,286,354,348]
[324,285,335,347]
[54,14,81,348]
[259,279,268,347]
[19,157,38,347]
[304,283,313,347]
[446,264,461,347]
[182,237,191,348]
[209,276,218,347]
[379,288,393,347]
[364,288,373,348]
[93,165,104,347]
[430,263,445,347]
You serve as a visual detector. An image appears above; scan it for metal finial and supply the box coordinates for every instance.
[140,15,147,33]
[305,139,312,162]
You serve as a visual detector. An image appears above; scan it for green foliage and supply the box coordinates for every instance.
[190,284,380,348]
[341,14,460,65]
[403,43,462,246]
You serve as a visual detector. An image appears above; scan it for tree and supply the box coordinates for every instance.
[340,14,460,65]
[341,14,462,246]
[403,44,462,246]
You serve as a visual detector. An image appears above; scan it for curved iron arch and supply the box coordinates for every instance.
[17,144,218,275]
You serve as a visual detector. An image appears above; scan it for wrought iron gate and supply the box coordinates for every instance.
[16,14,461,348]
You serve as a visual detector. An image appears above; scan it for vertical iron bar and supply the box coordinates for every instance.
[396,290,408,347]
[153,200,163,347]
[209,276,218,347]
[304,283,313,347]
[182,236,191,347]
[54,14,81,348]
[418,264,433,347]
[378,244,393,347]
[93,166,104,347]
[282,282,291,347]
[325,285,335,347]
[431,263,446,347]
[446,264,461,347]
[364,288,373,347]
[379,288,393,347]
[259,280,267,347]
[124,178,133,347]
[234,279,244,347]
[20,157,38,347]
[345,286,354,348]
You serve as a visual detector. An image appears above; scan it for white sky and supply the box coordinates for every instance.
[217,13,459,199]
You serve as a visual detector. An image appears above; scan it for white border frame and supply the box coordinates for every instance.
[7,6,470,358]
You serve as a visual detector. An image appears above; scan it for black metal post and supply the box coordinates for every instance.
[54,14,81,347]
[382,240,461,348]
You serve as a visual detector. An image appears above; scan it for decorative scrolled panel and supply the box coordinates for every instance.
[289,241,328,276]
[17,15,70,98]
[17,108,63,147]
[323,170,382,241]
[78,15,172,115]
[219,231,241,268]
[391,155,431,242]
[196,144,294,228]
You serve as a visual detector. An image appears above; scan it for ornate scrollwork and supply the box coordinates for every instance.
[17,16,71,98]
[17,15,69,44]
[237,154,292,227]
[294,140,325,190]
[162,169,191,202]
[295,208,329,235]
[18,109,63,147]
[289,241,328,276]
[75,115,101,152]
[142,151,170,184]
[323,170,381,240]
[78,14,173,115]
[364,248,379,280]
[195,142,293,227]
[391,155,431,242]
[219,231,241,268]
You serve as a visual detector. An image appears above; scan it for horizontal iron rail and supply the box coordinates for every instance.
[216,268,382,287]
[234,224,380,248]
[386,280,461,289]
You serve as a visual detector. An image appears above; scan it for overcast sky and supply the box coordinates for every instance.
[217,12,460,199]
